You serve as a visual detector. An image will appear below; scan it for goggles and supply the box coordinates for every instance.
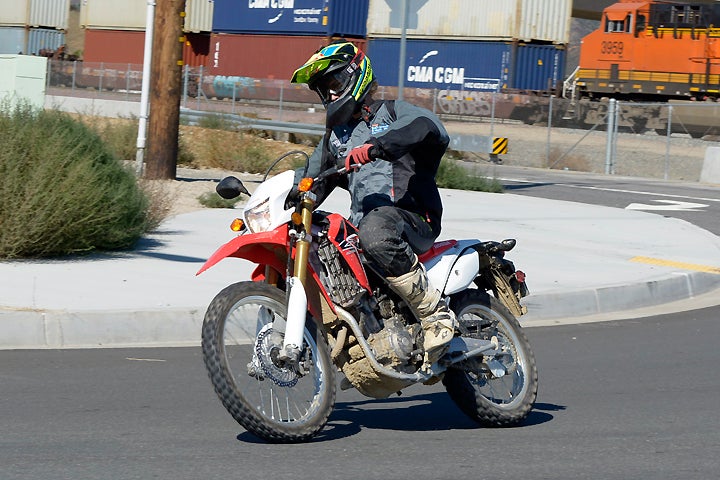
[311,68,355,105]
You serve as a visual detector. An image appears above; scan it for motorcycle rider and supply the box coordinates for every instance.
[290,41,456,370]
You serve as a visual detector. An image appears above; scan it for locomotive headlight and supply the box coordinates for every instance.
[244,198,271,233]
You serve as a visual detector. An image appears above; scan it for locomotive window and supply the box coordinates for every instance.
[636,14,646,33]
[605,15,632,33]
[672,6,684,24]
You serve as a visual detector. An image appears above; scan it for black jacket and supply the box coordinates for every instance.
[302,99,450,234]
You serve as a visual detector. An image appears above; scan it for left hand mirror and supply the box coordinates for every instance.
[216,176,250,199]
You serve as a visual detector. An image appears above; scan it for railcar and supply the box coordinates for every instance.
[565,0,720,137]
[573,0,720,101]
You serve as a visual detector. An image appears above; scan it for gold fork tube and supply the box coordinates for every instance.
[292,197,315,285]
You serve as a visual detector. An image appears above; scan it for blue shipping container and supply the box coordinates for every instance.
[27,28,65,55]
[367,38,566,92]
[212,0,368,37]
[0,27,26,55]
[514,43,566,91]
[368,38,510,92]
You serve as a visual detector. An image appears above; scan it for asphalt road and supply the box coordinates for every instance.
[3,306,719,480]
[481,164,720,235]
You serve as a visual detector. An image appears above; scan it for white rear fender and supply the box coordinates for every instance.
[425,239,482,295]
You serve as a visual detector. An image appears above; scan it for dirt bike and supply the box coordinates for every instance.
[197,152,537,443]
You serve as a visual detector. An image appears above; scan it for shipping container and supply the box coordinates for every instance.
[367,0,571,44]
[27,27,65,54]
[0,27,27,54]
[208,33,367,78]
[182,32,211,66]
[29,0,70,29]
[83,29,210,67]
[212,0,368,37]
[514,43,566,91]
[185,0,214,33]
[0,1,29,27]
[367,38,565,92]
[81,0,213,32]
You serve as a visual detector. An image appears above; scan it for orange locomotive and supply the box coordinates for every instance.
[576,0,720,101]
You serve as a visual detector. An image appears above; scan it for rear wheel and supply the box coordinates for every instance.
[201,281,335,443]
[444,290,537,426]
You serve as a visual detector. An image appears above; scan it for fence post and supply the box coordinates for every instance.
[490,91,497,138]
[605,99,617,174]
[72,60,77,91]
[182,65,188,108]
[98,62,104,93]
[612,101,619,174]
[546,95,554,167]
[279,82,284,120]
[196,65,203,110]
[664,104,673,181]
[46,59,52,91]
[126,63,130,101]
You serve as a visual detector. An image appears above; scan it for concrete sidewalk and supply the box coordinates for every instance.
[2,187,720,349]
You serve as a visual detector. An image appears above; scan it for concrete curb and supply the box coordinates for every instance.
[3,271,719,350]
[522,270,720,320]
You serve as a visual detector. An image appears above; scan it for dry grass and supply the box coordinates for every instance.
[544,147,591,172]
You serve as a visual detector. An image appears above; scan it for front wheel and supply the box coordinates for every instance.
[443,290,538,426]
[201,281,336,443]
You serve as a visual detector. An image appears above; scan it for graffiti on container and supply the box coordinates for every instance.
[436,89,495,116]
[209,76,257,99]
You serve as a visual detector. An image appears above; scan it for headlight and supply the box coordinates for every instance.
[244,198,271,233]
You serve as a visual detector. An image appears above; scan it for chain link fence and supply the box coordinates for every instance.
[45,59,719,182]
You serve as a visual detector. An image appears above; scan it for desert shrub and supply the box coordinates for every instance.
[198,113,235,131]
[93,116,139,161]
[197,191,242,209]
[544,147,591,172]
[436,157,504,193]
[0,106,150,258]
[193,129,274,173]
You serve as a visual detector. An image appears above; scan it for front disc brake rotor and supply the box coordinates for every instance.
[252,324,299,388]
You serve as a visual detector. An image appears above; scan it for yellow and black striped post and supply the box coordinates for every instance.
[490,137,509,163]
[492,137,509,154]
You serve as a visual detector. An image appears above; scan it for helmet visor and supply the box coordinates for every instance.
[311,68,354,105]
[291,57,334,85]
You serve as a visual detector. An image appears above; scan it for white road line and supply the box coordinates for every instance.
[626,200,708,211]
[500,177,720,203]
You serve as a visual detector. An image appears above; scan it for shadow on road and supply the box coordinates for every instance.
[235,393,563,443]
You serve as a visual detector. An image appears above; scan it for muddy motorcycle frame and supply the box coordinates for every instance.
[198,164,537,443]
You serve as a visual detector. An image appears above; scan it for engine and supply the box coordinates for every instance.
[367,315,422,373]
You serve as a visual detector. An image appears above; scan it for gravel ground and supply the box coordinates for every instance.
[442,119,709,181]
[152,119,715,218]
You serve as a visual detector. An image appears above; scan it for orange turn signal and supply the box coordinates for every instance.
[291,212,302,225]
[298,177,314,192]
[230,218,245,232]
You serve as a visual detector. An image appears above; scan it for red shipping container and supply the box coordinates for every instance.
[208,33,368,79]
[83,29,210,67]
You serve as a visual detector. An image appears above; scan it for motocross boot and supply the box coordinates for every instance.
[386,256,457,370]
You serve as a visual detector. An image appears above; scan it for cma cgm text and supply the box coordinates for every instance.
[407,66,465,85]
[248,0,294,8]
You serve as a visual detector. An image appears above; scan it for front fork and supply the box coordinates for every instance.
[278,194,316,366]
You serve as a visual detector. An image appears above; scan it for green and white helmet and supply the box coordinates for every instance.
[291,41,375,126]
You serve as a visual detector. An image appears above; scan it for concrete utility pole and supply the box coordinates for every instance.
[145,0,186,180]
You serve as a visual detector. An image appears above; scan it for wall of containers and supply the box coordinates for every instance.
[4,0,572,95]
[365,0,570,93]
[0,0,70,55]
[80,0,214,67]
[211,0,571,93]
